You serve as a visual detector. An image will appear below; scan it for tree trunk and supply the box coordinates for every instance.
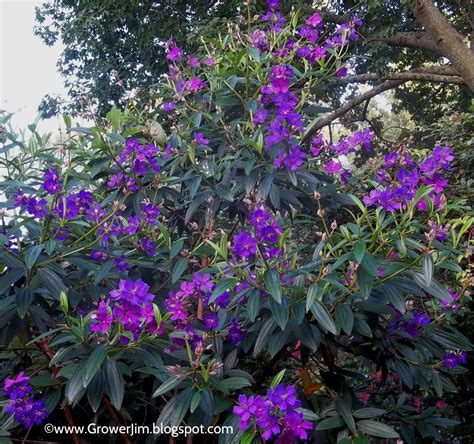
[414,0,474,91]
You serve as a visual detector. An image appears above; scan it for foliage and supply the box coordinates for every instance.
[1,2,473,443]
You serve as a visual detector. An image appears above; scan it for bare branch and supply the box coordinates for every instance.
[302,79,405,143]
[342,72,464,84]
[379,32,442,55]
[414,0,474,90]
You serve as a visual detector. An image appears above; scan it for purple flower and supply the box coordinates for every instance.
[268,0,279,10]
[114,255,130,272]
[232,231,257,259]
[29,197,49,218]
[335,66,348,78]
[268,384,300,411]
[141,237,156,256]
[193,273,214,293]
[90,250,108,263]
[227,319,244,344]
[203,56,215,66]
[167,46,183,62]
[203,312,219,330]
[253,109,268,125]
[325,159,342,174]
[310,133,324,156]
[306,13,323,28]
[440,290,460,312]
[53,226,70,241]
[283,145,307,171]
[163,101,175,112]
[107,172,123,188]
[3,372,31,398]
[110,279,154,304]
[193,132,209,145]
[122,215,140,234]
[86,204,106,222]
[249,207,270,229]
[187,55,200,67]
[185,76,207,93]
[90,300,113,334]
[3,372,48,428]
[443,350,467,369]
[43,168,62,195]
[233,394,258,429]
[259,219,282,243]
[143,203,159,224]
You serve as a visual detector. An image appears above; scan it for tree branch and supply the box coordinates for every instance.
[302,79,405,143]
[342,72,464,84]
[414,0,474,90]
[379,31,442,55]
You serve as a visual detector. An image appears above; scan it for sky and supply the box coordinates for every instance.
[0,0,67,133]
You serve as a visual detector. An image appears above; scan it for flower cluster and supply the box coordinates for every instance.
[248,2,362,172]
[232,206,283,260]
[440,290,460,312]
[165,38,208,96]
[90,279,164,343]
[233,384,313,442]
[309,130,374,183]
[3,372,48,428]
[442,350,467,369]
[164,272,244,349]
[363,146,454,212]
[387,309,430,338]
[112,137,162,181]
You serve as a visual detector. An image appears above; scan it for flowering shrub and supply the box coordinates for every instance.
[0,1,472,443]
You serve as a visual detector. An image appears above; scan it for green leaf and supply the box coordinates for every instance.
[16,287,33,319]
[94,261,113,285]
[65,364,86,404]
[306,283,318,312]
[105,360,125,410]
[357,420,399,439]
[106,105,122,130]
[220,377,252,391]
[25,245,43,269]
[354,241,366,263]
[316,416,345,430]
[171,258,188,284]
[336,399,356,433]
[353,408,386,419]
[361,252,378,277]
[423,254,433,286]
[37,268,67,299]
[394,360,414,389]
[270,297,289,330]
[170,387,194,426]
[190,391,201,413]
[83,345,107,388]
[0,269,25,295]
[185,191,210,224]
[264,269,282,303]
[270,369,286,387]
[311,300,337,335]
[335,304,354,335]
[209,278,238,304]
[247,47,260,62]
[153,375,184,397]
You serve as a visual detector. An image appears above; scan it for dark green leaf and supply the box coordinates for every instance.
[16,287,33,318]
[357,420,399,439]
[264,269,282,303]
[311,300,337,335]
[171,258,188,284]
